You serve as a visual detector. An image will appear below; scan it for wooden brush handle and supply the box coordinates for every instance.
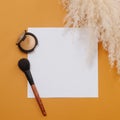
[31,84,47,116]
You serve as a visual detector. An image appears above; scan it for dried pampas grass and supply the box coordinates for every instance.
[61,0,120,73]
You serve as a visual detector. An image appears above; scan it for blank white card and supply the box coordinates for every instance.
[28,28,98,98]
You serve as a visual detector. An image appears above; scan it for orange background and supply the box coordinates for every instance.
[0,0,120,120]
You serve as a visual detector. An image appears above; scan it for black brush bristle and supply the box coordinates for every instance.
[18,58,30,72]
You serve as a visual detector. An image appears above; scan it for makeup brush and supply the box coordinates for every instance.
[18,58,47,116]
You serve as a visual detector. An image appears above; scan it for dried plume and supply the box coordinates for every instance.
[61,0,120,73]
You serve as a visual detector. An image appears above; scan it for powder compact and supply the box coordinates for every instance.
[16,30,38,53]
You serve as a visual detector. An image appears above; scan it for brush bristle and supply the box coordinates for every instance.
[18,58,30,72]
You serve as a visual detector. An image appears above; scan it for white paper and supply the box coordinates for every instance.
[28,27,98,98]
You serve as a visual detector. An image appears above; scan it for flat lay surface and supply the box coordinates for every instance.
[0,0,120,120]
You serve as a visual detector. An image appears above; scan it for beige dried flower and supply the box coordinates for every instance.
[61,0,120,73]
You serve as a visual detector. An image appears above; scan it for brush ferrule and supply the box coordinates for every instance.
[24,70,34,85]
